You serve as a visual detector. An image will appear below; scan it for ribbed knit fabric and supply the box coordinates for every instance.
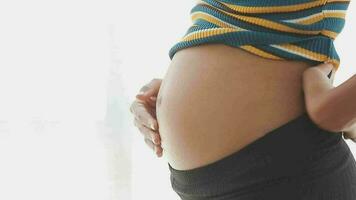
[168,0,351,72]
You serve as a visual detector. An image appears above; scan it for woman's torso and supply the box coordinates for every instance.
[156,43,312,170]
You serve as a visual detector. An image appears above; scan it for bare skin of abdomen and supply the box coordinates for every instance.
[156,43,311,171]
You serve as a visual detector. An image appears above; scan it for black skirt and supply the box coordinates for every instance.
[168,112,356,200]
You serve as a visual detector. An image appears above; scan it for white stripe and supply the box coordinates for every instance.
[283,12,322,23]
[283,10,345,23]
[323,10,346,14]
[270,44,316,60]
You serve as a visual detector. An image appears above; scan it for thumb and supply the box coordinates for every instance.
[316,62,334,78]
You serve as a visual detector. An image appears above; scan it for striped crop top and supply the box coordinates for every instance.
[168,0,351,72]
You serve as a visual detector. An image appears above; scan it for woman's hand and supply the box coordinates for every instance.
[342,123,356,143]
[303,62,356,142]
[130,78,163,157]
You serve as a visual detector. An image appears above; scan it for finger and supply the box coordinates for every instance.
[134,117,161,145]
[315,62,334,85]
[136,94,159,103]
[150,96,157,101]
[131,97,157,117]
[330,66,336,84]
[130,100,158,130]
[155,146,163,157]
[144,138,163,156]
[135,99,157,118]
[146,97,157,108]
[318,62,334,75]
[150,108,157,118]
[303,64,335,97]
[135,95,157,108]
[343,133,356,143]
[136,79,162,100]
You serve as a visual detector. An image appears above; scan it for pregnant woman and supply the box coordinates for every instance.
[130,0,356,199]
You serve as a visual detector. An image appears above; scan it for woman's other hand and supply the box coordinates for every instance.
[130,78,164,157]
[303,62,356,142]
[342,123,356,143]
[303,62,335,123]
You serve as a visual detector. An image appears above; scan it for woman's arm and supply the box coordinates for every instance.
[303,62,356,134]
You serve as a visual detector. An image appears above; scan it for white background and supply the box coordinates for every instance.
[0,0,355,200]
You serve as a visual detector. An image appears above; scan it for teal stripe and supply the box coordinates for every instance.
[251,6,322,20]
[324,18,346,33]
[324,2,350,10]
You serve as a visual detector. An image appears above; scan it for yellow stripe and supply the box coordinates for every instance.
[296,14,324,24]
[321,30,338,39]
[292,12,345,25]
[191,12,244,30]
[240,45,284,60]
[220,1,325,13]
[324,12,346,19]
[182,28,239,42]
[241,16,319,35]
[327,0,350,3]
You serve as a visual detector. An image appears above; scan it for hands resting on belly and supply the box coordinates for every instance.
[130,63,356,157]
[302,62,356,142]
[130,79,163,157]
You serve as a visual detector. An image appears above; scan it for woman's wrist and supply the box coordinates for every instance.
[342,121,356,141]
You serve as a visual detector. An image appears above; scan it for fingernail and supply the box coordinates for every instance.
[150,96,157,101]
[151,122,156,130]
[327,69,333,79]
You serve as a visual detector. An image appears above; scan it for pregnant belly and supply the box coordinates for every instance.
[156,44,311,171]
